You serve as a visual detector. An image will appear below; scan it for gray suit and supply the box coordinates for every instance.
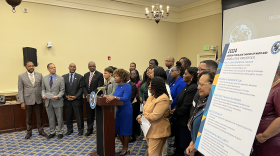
[18,71,45,134]
[104,77,118,118]
[42,74,65,134]
[18,72,43,105]
[104,76,118,96]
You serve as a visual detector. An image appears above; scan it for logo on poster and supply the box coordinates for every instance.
[226,21,256,44]
[271,41,280,54]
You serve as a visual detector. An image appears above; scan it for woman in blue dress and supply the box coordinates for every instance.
[104,68,132,155]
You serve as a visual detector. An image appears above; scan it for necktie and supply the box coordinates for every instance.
[50,76,53,88]
[70,74,73,87]
[166,70,169,76]
[89,72,93,88]
[30,73,35,86]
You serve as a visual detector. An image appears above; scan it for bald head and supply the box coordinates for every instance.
[88,61,96,72]
[165,56,174,69]
[69,63,76,73]
[168,57,175,62]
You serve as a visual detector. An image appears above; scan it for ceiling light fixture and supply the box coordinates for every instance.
[145,3,169,24]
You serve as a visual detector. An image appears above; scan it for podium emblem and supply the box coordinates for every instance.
[89,92,97,109]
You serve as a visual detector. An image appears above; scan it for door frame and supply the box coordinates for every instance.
[197,54,217,67]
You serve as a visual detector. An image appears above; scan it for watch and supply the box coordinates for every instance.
[114,96,116,99]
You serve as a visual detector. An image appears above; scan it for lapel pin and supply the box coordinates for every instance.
[94,74,96,76]
[75,78,77,79]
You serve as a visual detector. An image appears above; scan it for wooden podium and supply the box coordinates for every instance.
[91,97,123,156]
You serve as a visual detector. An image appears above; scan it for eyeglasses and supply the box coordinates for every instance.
[197,82,212,87]
[198,68,210,72]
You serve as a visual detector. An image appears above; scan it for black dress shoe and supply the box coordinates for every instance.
[25,133,32,139]
[58,134,63,139]
[47,133,56,139]
[65,131,73,136]
[78,132,83,136]
[39,131,48,137]
[85,131,92,136]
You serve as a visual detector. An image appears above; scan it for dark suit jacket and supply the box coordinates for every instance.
[173,82,198,127]
[129,81,137,103]
[83,70,104,97]
[63,73,84,106]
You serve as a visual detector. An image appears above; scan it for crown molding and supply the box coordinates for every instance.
[179,0,220,11]
[179,0,221,23]
[23,0,180,22]
[22,0,221,23]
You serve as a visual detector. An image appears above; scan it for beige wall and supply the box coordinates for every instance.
[178,13,222,67]
[0,1,178,92]
[0,1,222,93]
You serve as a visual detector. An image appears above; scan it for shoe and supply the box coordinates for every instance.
[58,134,63,139]
[85,131,93,136]
[129,137,136,143]
[78,132,83,136]
[119,150,130,156]
[169,143,176,147]
[47,133,56,139]
[65,131,73,136]
[39,131,48,137]
[25,133,32,139]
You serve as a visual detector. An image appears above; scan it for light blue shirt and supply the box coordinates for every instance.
[69,72,75,82]
[49,74,56,83]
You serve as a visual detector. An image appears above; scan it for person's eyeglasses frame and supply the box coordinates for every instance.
[198,68,210,72]
[197,82,212,87]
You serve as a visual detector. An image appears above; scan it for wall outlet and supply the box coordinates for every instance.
[23,8,28,13]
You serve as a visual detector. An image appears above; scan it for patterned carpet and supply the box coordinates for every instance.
[0,122,176,156]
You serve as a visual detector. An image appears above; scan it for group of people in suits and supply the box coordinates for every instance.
[17,58,221,156]
[18,56,280,156]
[18,61,104,140]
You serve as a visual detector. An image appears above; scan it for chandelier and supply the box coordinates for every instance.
[145,4,169,24]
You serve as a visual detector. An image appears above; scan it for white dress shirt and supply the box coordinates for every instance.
[27,71,35,84]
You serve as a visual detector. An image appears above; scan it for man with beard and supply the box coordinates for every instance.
[18,61,47,139]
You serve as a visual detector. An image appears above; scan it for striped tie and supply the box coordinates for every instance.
[89,73,93,88]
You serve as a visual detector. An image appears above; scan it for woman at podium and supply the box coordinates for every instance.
[104,68,132,155]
